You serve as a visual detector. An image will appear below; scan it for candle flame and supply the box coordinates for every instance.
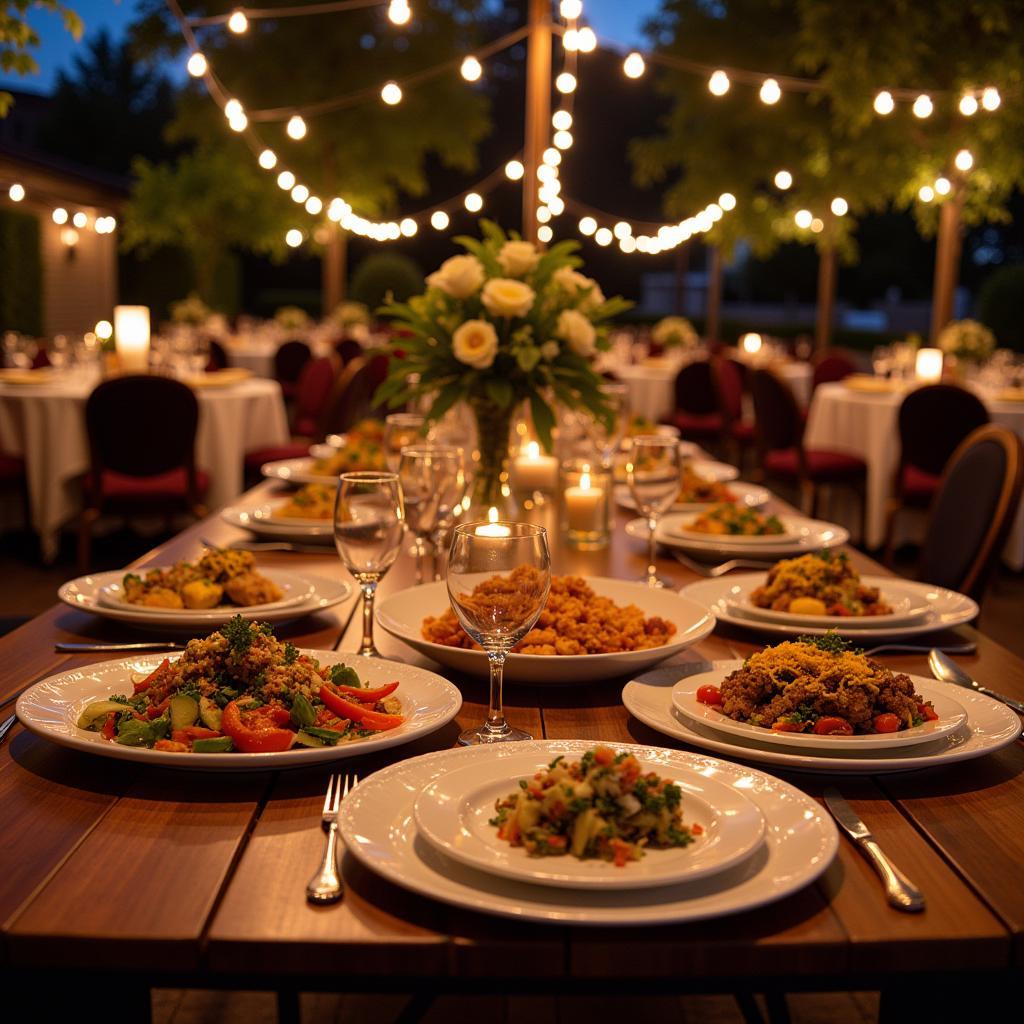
[487,505,499,523]
[525,441,540,459]
[580,472,591,490]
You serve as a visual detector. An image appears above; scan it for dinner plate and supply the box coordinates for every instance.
[184,367,252,389]
[622,663,1021,774]
[261,456,336,487]
[58,570,351,629]
[338,740,837,925]
[614,480,770,514]
[669,516,801,546]
[672,666,967,751]
[97,568,314,615]
[643,514,849,556]
[680,575,979,639]
[412,751,765,890]
[725,575,931,630]
[0,367,59,385]
[221,502,334,542]
[611,445,715,481]
[16,652,462,770]
[375,577,716,684]
[843,375,904,394]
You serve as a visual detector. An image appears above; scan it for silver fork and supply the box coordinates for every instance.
[669,548,775,577]
[0,714,15,745]
[306,773,355,905]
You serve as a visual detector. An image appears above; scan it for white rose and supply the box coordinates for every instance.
[451,319,499,369]
[540,340,560,361]
[497,240,540,277]
[481,278,535,318]
[554,266,604,310]
[556,308,596,358]
[426,254,485,299]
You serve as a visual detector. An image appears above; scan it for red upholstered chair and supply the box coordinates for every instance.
[0,420,28,535]
[750,368,867,540]
[918,425,1023,605]
[206,339,229,372]
[319,354,390,437]
[79,376,209,570]
[274,339,312,400]
[713,357,755,464]
[811,348,857,389]
[668,360,723,443]
[883,383,990,564]
[336,338,363,365]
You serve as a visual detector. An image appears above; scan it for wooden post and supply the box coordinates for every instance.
[522,0,551,244]
[322,231,347,314]
[930,191,965,340]
[705,245,722,343]
[815,244,837,350]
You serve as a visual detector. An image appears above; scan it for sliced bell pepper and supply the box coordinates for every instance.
[333,681,400,703]
[319,685,403,731]
[134,657,171,694]
[221,699,296,753]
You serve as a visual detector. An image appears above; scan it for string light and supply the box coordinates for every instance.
[935,177,951,195]
[285,228,303,247]
[619,236,636,253]
[464,192,483,212]
[810,217,824,233]
[537,206,552,223]
[277,170,295,190]
[224,98,243,119]
[542,148,561,167]
[613,221,631,239]
[594,227,612,246]
[286,115,307,140]
[504,159,525,180]
[555,72,577,94]
[578,216,597,235]
[708,70,730,96]
[873,90,895,115]
[794,209,812,229]
[954,148,973,171]
[72,211,87,228]
[552,110,572,131]
[258,149,277,169]
[919,185,934,202]
[430,210,449,230]
[560,0,583,18]
[381,81,402,105]
[186,52,207,77]
[563,28,579,51]
[460,56,482,82]
[291,184,310,203]
[576,27,596,52]
[774,169,793,190]
[387,0,411,26]
[305,196,322,214]
[548,196,564,215]
[830,196,848,216]
[759,78,781,105]
[553,130,573,149]
[227,9,248,34]
[912,94,933,118]
[8,183,24,202]
[982,86,1001,111]
[959,93,978,116]
[400,217,417,236]
[538,225,553,243]
[623,52,645,79]
[95,320,113,340]
[52,208,68,225]
[719,192,736,210]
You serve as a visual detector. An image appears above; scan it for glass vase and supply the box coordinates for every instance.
[467,397,516,518]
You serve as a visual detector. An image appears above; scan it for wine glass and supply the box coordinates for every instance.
[584,380,630,469]
[626,434,681,588]
[384,412,424,471]
[334,471,405,657]
[398,444,464,585]
[447,522,550,745]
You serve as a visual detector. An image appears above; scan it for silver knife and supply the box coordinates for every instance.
[55,641,185,653]
[822,788,925,913]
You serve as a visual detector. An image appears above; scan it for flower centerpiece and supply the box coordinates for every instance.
[375,221,630,511]
[329,301,371,328]
[651,316,699,349]
[169,294,212,326]
[937,319,996,365]
[275,305,311,331]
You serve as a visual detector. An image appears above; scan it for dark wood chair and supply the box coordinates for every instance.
[750,367,868,541]
[918,425,1023,605]
[668,360,723,444]
[274,339,312,400]
[883,384,990,564]
[336,338,364,365]
[0,422,28,538]
[207,339,229,372]
[811,348,858,389]
[318,354,389,437]
[79,375,208,571]
[712,356,755,466]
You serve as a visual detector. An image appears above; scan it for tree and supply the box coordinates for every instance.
[1,0,82,116]
[131,0,492,308]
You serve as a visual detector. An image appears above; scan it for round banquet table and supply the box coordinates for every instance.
[222,335,336,378]
[804,380,1024,569]
[0,371,290,561]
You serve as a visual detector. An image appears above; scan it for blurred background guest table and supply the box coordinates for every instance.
[0,371,288,560]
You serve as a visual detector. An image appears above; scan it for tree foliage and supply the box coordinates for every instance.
[0,0,82,115]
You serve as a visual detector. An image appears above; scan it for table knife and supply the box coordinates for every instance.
[55,641,186,653]
[822,788,925,913]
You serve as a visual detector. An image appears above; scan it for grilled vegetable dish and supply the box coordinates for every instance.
[677,465,736,505]
[685,503,784,536]
[276,483,334,520]
[749,551,893,617]
[312,419,386,474]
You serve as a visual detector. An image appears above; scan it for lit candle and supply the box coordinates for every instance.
[915,347,944,383]
[476,507,512,538]
[565,471,604,532]
[113,305,150,373]
[741,332,763,356]
[511,440,559,494]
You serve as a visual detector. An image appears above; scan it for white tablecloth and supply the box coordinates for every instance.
[804,381,1024,568]
[223,337,335,378]
[0,372,289,560]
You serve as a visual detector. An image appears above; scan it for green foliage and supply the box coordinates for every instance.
[0,0,82,116]
[349,252,424,310]
[977,264,1024,351]
[0,208,42,334]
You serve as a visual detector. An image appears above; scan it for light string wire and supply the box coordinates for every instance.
[188,0,385,26]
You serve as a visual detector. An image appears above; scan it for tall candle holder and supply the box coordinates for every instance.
[560,458,609,550]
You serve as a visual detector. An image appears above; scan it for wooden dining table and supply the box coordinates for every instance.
[1,480,1021,1022]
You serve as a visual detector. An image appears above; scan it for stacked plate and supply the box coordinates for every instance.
[337,739,839,925]
[221,501,334,544]
[623,662,1021,775]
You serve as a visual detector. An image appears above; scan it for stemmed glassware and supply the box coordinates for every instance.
[626,434,681,588]
[334,471,405,657]
[584,380,631,468]
[384,412,424,471]
[447,522,550,745]
[397,444,465,585]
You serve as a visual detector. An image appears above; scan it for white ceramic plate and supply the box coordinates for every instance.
[412,750,765,890]
[669,515,801,546]
[375,577,716,684]
[612,447,717,481]
[221,503,334,542]
[615,480,771,514]
[338,740,837,926]
[640,514,849,556]
[725,575,931,630]
[680,575,979,639]
[16,652,462,770]
[97,568,314,615]
[623,663,1021,774]
[672,665,967,751]
[261,457,337,487]
[59,570,351,629]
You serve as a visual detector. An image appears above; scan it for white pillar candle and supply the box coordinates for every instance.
[511,441,559,493]
[114,305,151,373]
[915,347,944,383]
[565,472,604,532]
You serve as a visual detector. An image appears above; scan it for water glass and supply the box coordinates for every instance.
[626,435,681,587]
[384,412,424,471]
[398,444,464,585]
[447,522,550,745]
[334,472,405,657]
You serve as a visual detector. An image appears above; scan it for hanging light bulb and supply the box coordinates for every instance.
[542,148,561,167]
[461,56,482,82]
[619,236,636,253]
[954,148,974,171]
[918,185,934,202]
[291,184,310,203]
[538,225,553,243]
[560,0,583,18]
[912,94,933,118]
[613,221,631,240]
[72,211,87,228]
[8,183,24,202]
[594,227,613,246]
[708,69,730,96]
[959,93,979,116]
[381,81,403,105]
[810,218,824,233]
[934,177,952,196]
[400,218,417,236]
[794,209,813,229]
[277,170,295,190]
[577,27,596,52]
[430,210,449,230]
[504,159,525,180]
[286,115,307,140]
[537,206,552,224]
[224,99,243,120]
[285,229,303,247]
[562,28,579,51]
[830,196,848,216]
[228,112,247,131]
[552,109,572,131]
[548,196,564,216]
[578,216,597,235]
[186,52,207,77]
[623,52,645,79]
[981,86,1001,111]
[95,320,113,340]
[553,129,573,149]
[773,169,793,190]
[555,72,577,94]
[258,149,277,170]
[387,0,411,25]
[759,78,781,105]
[305,196,322,215]
[227,9,248,33]
[464,192,483,212]
[873,90,895,115]
[52,207,68,225]
[719,192,736,210]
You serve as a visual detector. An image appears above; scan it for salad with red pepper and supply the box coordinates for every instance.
[76,617,404,754]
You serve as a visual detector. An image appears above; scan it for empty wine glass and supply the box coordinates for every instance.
[447,522,550,745]
[384,412,424,471]
[334,472,405,657]
[398,444,464,585]
[626,434,681,588]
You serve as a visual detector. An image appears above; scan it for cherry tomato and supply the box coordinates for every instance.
[812,717,854,736]
[771,720,807,732]
[918,703,939,722]
[221,700,296,753]
[592,746,615,766]
[319,686,404,731]
[873,713,902,733]
[696,684,723,706]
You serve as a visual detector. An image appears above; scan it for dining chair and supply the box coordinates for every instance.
[0,423,28,539]
[318,354,389,437]
[336,337,364,365]
[883,384,990,564]
[811,348,858,389]
[79,375,208,571]
[206,339,229,372]
[750,367,868,542]
[274,339,313,400]
[712,356,755,467]
[668,360,724,445]
[918,425,1023,605]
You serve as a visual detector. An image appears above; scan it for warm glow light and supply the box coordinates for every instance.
[934,177,952,196]
[578,216,597,235]
[387,0,411,26]
[461,56,482,82]
[277,170,295,190]
[548,196,564,215]
[830,196,848,216]
[563,28,579,51]
[918,185,934,202]
[95,319,113,340]
[613,221,631,239]
[542,147,561,166]
[594,227,613,246]
[430,210,449,230]
[555,72,577,94]
[305,196,322,215]
[464,192,483,212]
[52,207,68,225]
[560,0,583,18]
[810,217,824,233]
[916,347,944,383]
[504,159,524,180]
[623,51,645,79]
[381,81,403,105]
[708,69,730,96]
[774,169,793,190]
[873,90,895,115]
[959,93,978,116]
[537,206,552,224]
[225,99,242,119]
[759,78,781,105]
[72,211,87,228]
[538,225,553,243]
[794,209,813,229]
[619,236,636,253]
[741,332,763,354]
[291,184,310,203]
[8,183,24,202]
[286,115,307,140]
[981,86,1001,111]
[719,192,736,210]
[954,148,974,171]
[400,217,417,237]
[912,94,933,118]
[113,305,150,372]
[285,228,303,247]
[258,148,277,169]
[576,27,596,52]
[552,109,572,131]
[228,112,247,132]
[537,164,556,183]
[186,51,207,77]
[60,226,79,247]
[553,129,573,149]
[227,9,248,33]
